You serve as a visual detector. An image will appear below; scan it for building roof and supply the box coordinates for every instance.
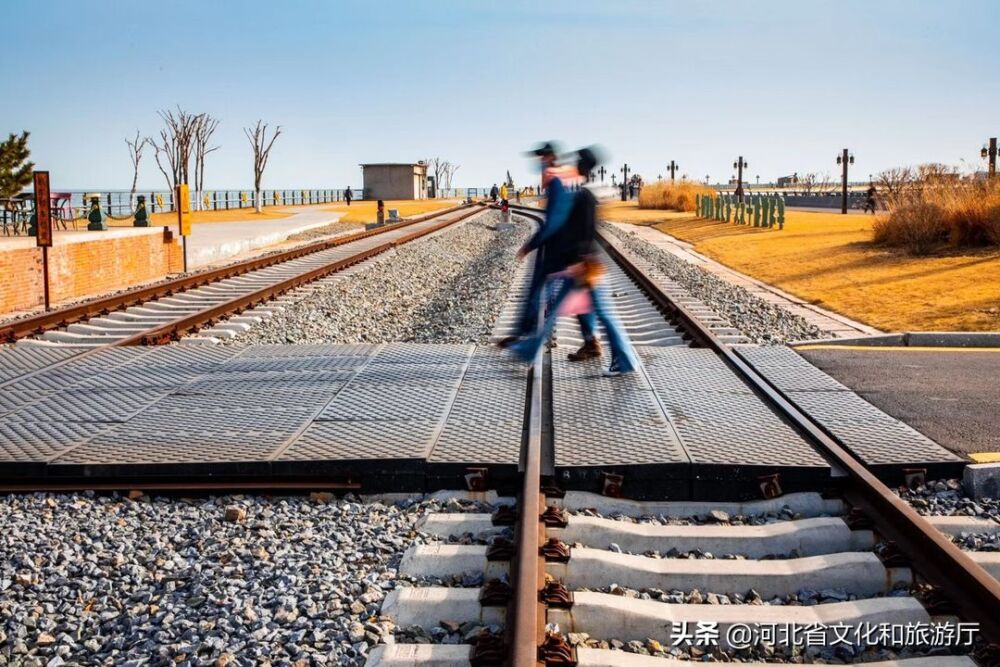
[360,163,426,168]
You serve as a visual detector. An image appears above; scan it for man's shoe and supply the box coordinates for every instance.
[568,340,602,362]
[496,336,520,349]
[602,360,635,377]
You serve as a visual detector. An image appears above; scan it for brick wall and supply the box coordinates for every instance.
[0,227,183,315]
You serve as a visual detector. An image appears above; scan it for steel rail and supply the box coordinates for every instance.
[0,203,475,343]
[598,228,1000,643]
[510,335,546,667]
[102,206,484,345]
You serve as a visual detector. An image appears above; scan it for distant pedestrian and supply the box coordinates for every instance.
[490,184,499,203]
[515,188,522,204]
[344,187,353,206]
[864,184,877,214]
[509,147,638,376]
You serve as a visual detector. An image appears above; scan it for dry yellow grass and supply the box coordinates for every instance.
[638,180,715,212]
[323,199,460,224]
[602,201,1000,332]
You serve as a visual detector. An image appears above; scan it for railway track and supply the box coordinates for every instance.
[373,204,999,666]
[0,202,997,664]
[0,203,484,347]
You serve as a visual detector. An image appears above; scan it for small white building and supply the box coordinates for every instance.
[360,162,428,200]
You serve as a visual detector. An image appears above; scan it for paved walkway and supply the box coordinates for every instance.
[797,345,1000,458]
[614,223,880,339]
[186,208,346,267]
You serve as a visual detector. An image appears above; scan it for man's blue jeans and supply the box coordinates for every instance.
[514,254,595,340]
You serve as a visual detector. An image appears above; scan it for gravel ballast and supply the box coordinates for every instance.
[602,223,823,345]
[227,212,529,345]
[0,492,476,666]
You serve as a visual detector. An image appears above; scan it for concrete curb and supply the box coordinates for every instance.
[380,587,504,631]
[791,331,1000,349]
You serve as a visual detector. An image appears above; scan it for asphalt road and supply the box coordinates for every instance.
[797,347,1000,457]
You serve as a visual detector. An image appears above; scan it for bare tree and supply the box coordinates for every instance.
[799,172,821,194]
[149,107,201,210]
[876,167,916,207]
[424,157,445,195]
[245,120,282,213]
[125,130,150,209]
[193,115,220,210]
[441,162,460,191]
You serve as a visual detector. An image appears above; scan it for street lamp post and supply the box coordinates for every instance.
[982,138,997,179]
[666,160,679,181]
[705,174,710,185]
[597,165,607,183]
[732,157,748,200]
[836,148,855,214]
[620,164,630,201]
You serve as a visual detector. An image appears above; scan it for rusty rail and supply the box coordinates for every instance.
[0,203,475,343]
[598,226,1000,643]
[510,332,546,666]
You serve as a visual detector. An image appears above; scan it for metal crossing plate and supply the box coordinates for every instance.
[351,364,466,386]
[370,343,473,366]
[279,419,442,461]
[751,364,849,392]
[317,386,455,421]
[738,346,811,367]
[821,419,964,465]
[55,407,312,464]
[644,365,753,393]
[637,347,728,369]
[218,356,369,373]
[783,390,899,423]
[0,421,113,462]
[428,419,524,464]
[231,343,378,358]
[0,346,86,370]
[7,388,172,423]
[553,419,689,467]
[553,389,668,424]
[448,384,526,422]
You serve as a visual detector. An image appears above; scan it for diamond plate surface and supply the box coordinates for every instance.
[370,343,473,365]
[56,407,312,464]
[317,386,455,421]
[227,343,375,359]
[0,389,49,415]
[351,364,466,386]
[738,346,811,368]
[448,385,526,422]
[554,420,689,467]
[428,419,523,464]
[644,366,752,394]
[2,368,101,392]
[822,420,963,465]
[637,347,728,369]
[7,388,172,423]
[0,346,86,370]
[135,345,244,365]
[751,365,848,392]
[784,391,898,423]
[76,365,206,390]
[279,419,441,461]
[554,390,667,424]
[650,388,827,467]
[218,356,368,373]
[0,421,113,462]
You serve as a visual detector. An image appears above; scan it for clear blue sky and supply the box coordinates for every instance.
[3,0,998,190]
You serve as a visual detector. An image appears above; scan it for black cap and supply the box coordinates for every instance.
[525,141,559,158]
[576,147,599,175]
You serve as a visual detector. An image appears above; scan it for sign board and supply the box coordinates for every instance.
[176,183,192,236]
[33,171,52,247]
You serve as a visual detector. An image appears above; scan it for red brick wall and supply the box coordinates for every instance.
[0,228,183,315]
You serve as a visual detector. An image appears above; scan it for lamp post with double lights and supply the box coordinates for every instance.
[982,138,997,179]
[732,156,748,200]
[597,165,607,183]
[620,163,630,201]
[836,148,855,214]
[666,160,679,181]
